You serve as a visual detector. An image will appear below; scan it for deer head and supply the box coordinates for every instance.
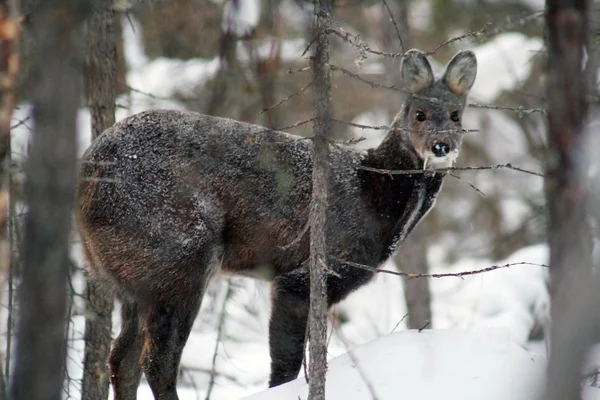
[400,49,477,169]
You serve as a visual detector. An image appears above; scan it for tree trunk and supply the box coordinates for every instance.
[81,3,118,400]
[544,0,596,399]
[398,228,432,329]
[206,31,242,118]
[9,2,91,399]
[255,0,282,129]
[308,0,333,399]
[0,2,19,398]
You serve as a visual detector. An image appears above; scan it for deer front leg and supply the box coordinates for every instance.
[268,271,310,388]
[268,258,376,388]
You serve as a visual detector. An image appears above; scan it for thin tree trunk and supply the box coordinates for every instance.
[398,228,431,329]
[0,1,19,398]
[256,0,282,129]
[308,0,333,398]
[10,1,91,399]
[81,2,118,400]
[544,0,596,399]
[206,31,241,118]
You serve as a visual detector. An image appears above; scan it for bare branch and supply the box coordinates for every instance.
[329,64,545,115]
[428,23,492,55]
[448,172,486,197]
[353,163,544,178]
[390,313,409,334]
[380,0,404,52]
[258,81,313,115]
[330,255,548,279]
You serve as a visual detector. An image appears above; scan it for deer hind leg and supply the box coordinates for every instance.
[139,292,203,400]
[108,298,144,400]
[137,233,217,400]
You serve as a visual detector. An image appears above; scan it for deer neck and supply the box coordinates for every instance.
[358,123,443,262]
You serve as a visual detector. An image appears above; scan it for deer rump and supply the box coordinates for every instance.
[76,108,443,398]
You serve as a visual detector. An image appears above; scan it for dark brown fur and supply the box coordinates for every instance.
[76,49,477,400]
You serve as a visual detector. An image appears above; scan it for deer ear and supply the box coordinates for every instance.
[401,49,434,94]
[443,50,477,96]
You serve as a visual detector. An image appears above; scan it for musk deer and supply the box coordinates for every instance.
[77,48,477,400]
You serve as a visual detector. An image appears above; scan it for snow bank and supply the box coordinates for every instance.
[242,329,547,400]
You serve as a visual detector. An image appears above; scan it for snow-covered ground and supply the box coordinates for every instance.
[6,8,595,400]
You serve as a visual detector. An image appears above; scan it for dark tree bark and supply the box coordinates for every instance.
[0,2,19,398]
[206,30,242,118]
[544,0,596,399]
[308,0,333,398]
[81,2,119,400]
[9,1,91,399]
[397,228,431,329]
[256,1,282,129]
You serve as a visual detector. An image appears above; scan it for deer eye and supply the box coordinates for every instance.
[450,111,460,122]
[415,110,426,122]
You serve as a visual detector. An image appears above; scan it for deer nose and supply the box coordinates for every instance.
[432,142,450,157]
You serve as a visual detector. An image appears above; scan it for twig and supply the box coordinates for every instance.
[427,23,492,55]
[10,116,30,130]
[329,21,490,59]
[329,64,546,115]
[330,117,479,134]
[125,84,174,101]
[301,36,318,58]
[272,117,316,132]
[279,222,310,250]
[448,172,486,196]
[327,27,401,59]
[336,136,366,145]
[468,103,546,116]
[330,316,380,400]
[354,163,544,177]
[287,66,312,74]
[486,11,545,38]
[390,313,409,334]
[330,256,548,279]
[258,81,313,115]
[380,0,404,52]
[330,63,399,90]
[205,280,234,400]
[302,325,309,384]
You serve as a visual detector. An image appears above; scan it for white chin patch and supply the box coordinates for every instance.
[423,150,459,170]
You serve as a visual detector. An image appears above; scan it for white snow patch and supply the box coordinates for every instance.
[409,0,433,31]
[430,244,550,344]
[242,329,547,400]
[469,32,543,103]
[123,15,220,100]
[237,37,307,63]
[222,0,262,37]
[348,110,390,150]
[279,0,313,32]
